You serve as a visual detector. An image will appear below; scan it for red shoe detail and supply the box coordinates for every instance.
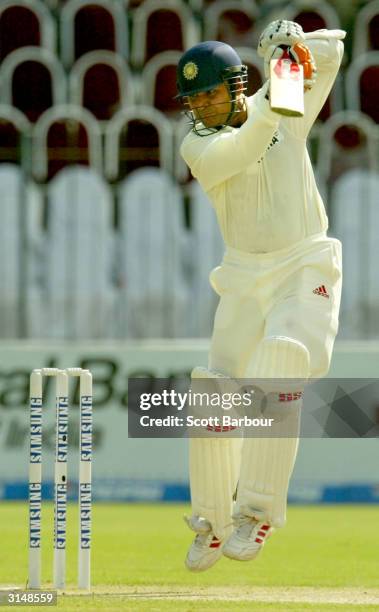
[209,537,221,549]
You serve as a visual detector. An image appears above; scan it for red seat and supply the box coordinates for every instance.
[13,62,53,123]
[0,1,55,62]
[147,10,182,58]
[1,48,66,123]
[317,111,377,188]
[204,2,259,47]
[346,52,379,124]
[0,5,40,61]
[61,0,128,67]
[131,0,198,68]
[69,51,134,121]
[0,106,30,165]
[281,0,340,33]
[292,10,327,32]
[105,106,173,181]
[353,0,379,57]
[32,105,102,181]
[359,65,379,123]
[141,51,182,117]
[46,120,91,180]
[75,5,116,57]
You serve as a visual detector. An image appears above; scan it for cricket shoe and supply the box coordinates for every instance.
[223,507,274,561]
[184,515,223,571]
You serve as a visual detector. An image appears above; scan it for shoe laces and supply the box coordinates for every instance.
[232,506,271,542]
[232,513,259,539]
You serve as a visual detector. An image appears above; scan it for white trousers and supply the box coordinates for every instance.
[188,233,342,538]
[209,232,342,378]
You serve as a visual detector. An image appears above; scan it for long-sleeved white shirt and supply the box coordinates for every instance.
[180,34,344,253]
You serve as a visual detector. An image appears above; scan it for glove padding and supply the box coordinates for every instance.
[290,43,317,90]
[258,20,305,58]
[264,43,317,90]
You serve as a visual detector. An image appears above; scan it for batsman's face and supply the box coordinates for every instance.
[187,83,235,128]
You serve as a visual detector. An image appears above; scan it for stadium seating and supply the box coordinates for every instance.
[105,106,174,181]
[316,110,378,200]
[141,51,183,117]
[115,167,189,338]
[131,0,199,68]
[43,166,115,338]
[0,47,66,123]
[32,104,102,181]
[331,168,379,339]
[0,165,26,337]
[69,50,135,122]
[0,0,56,62]
[345,51,379,123]
[317,111,379,339]
[353,0,379,58]
[203,1,259,47]
[0,0,375,341]
[60,0,128,67]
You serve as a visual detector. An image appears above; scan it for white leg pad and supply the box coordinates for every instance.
[189,366,243,540]
[189,437,242,540]
[235,336,310,528]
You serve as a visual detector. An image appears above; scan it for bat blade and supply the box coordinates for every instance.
[269,58,304,117]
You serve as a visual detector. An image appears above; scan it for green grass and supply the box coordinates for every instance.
[1,503,379,611]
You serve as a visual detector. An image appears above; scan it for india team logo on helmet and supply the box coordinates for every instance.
[176,41,247,99]
[183,61,199,80]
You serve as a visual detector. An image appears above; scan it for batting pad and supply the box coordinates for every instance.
[189,437,242,540]
[189,367,243,540]
[235,336,310,528]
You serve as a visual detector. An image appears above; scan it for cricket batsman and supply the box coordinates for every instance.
[176,21,345,570]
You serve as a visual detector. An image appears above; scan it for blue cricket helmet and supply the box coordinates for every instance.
[176,41,247,99]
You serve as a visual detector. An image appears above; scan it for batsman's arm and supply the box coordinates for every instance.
[282,30,345,138]
[180,86,280,193]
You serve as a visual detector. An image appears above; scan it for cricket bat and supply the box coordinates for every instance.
[269,51,304,117]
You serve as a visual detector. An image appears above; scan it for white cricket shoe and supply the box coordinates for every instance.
[223,508,274,561]
[184,515,223,572]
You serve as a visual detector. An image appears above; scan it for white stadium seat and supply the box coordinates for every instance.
[0,164,43,338]
[331,169,379,339]
[44,166,115,338]
[0,165,24,337]
[116,167,189,338]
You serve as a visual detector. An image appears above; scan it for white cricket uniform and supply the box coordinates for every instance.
[181,34,344,379]
[181,32,344,540]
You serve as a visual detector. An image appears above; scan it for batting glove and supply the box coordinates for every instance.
[258,19,305,56]
[262,43,317,90]
[290,42,317,90]
[258,20,305,76]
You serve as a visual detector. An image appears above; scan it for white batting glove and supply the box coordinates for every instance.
[258,20,305,77]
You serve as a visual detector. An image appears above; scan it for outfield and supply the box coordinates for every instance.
[1,503,379,611]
